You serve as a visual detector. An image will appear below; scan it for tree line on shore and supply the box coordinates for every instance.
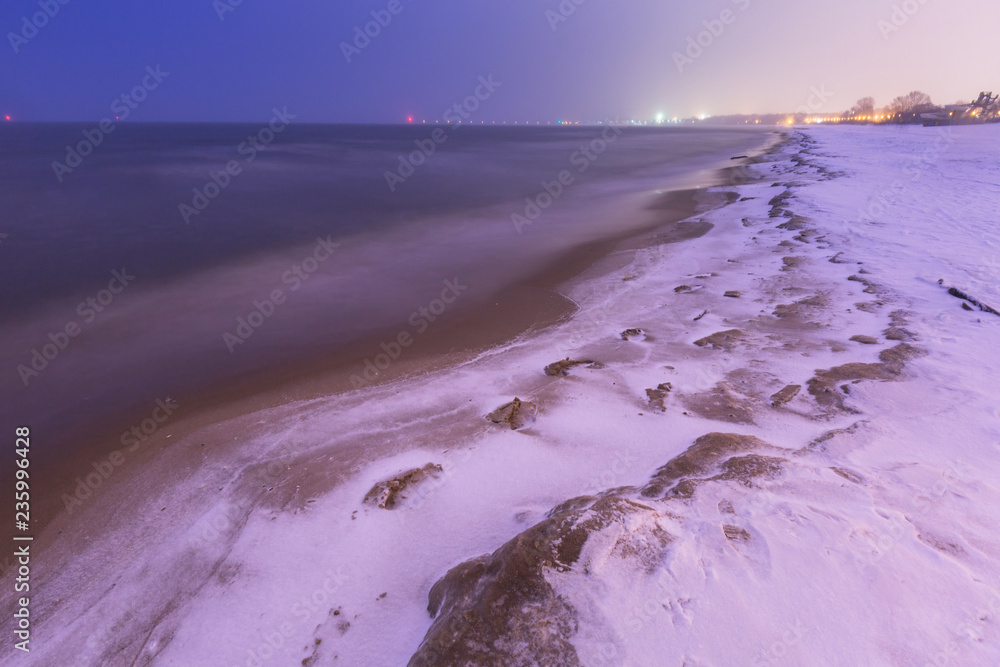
[844,91,936,121]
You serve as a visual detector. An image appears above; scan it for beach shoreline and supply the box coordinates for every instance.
[11,130,814,666]
[13,125,1000,665]
[22,133,781,549]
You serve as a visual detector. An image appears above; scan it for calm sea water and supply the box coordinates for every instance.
[0,123,769,459]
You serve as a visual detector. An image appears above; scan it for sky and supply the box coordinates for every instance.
[1,0,998,123]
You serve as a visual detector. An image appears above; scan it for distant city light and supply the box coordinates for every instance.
[656,112,665,124]
[407,116,413,123]
[4,115,10,121]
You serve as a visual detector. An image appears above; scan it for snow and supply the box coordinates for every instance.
[8,125,1000,666]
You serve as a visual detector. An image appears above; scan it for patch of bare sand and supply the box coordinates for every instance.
[694,329,746,350]
[682,382,757,425]
[544,358,600,376]
[770,384,802,407]
[487,398,539,430]
[645,383,672,412]
[363,464,444,510]
[641,433,781,498]
[807,344,927,412]
[770,294,829,325]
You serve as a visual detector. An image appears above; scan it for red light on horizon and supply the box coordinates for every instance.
[4,115,10,121]
[407,116,413,123]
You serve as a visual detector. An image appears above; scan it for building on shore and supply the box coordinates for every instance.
[921,92,1000,126]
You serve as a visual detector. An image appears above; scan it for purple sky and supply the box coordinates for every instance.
[2,0,996,122]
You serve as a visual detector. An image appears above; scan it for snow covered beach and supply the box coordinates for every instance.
[6,126,1000,666]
